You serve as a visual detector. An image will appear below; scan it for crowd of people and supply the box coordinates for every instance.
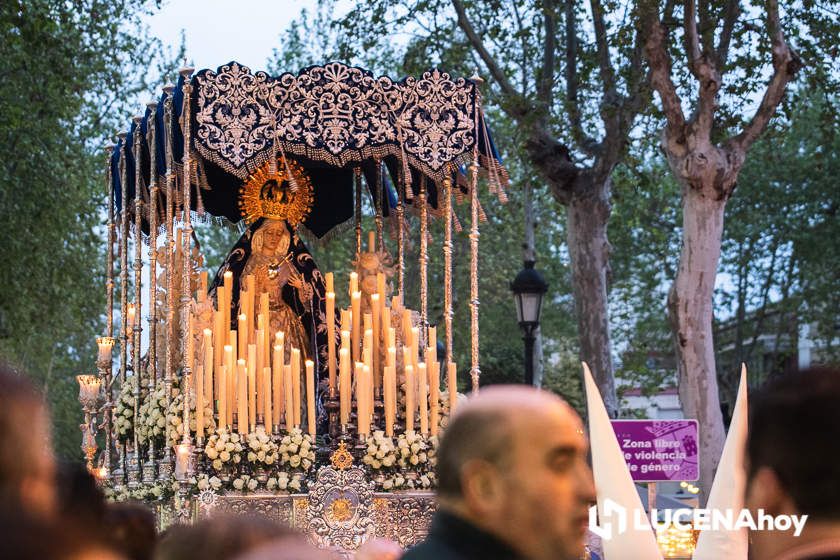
[0,359,838,560]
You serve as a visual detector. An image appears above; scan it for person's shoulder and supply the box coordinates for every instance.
[401,538,460,560]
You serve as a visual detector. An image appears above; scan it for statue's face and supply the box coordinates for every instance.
[262,223,285,252]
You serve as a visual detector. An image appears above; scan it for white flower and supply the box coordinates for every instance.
[232,478,245,490]
[205,447,218,460]
[247,452,257,462]
[382,479,393,490]
[212,459,223,470]
[267,478,277,490]
[209,476,222,490]
[247,478,258,491]
[197,478,209,491]
[220,451,231,462]
[289,455,301,468]
[289,478,301,491]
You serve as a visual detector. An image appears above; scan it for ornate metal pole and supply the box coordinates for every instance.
[103,144,116,481]
[469,155,480,393]
[176,67,196,523]
[443,174,454,363]
[375,160,384,251]
[115,132,129,486]
[469,76,484,393]
[158,85,176,482]
[419,176,428,348]
[179,66,195,455]
[144,102,159,483]
[127,116,144,488]
[354,168,363,258]
[396,171,405,299]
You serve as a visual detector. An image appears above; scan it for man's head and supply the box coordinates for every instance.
[0,361,56,518]
[745,366,840,554]
[436,385,595,560]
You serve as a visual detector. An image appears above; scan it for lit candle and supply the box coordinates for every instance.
[448,362,458,413]
[339,348,350,425]
[355,361,366,435]
[326,291,336,397]
[237,314,247,364]
[368,230,376,252]
[371,294,380,392]
[272,343,283,430]
[248,344,257,432]
[418,362,428,435]
[96,336,114,365]
[402,308,412,345]
[325,271,334,293]
[224,344,233,426]
[203,329,213,404]
[305,360,316,436]
[364,364,373,432]
[195,364,205,441]
[388,346,396,369]
[175,442,191,480]
[410,327,419,370]
[263,366,272,430]
[219,364,227,429]
[351,291,361,362]
[428,327,437,359]
[349,271,358,297]
[283,364,294,430]
[244,274,255,343]
[126,303,135,336]
[405,364,415,433]
[255,328,264,418]
[387,328,396,352]
[291,348,301,428]
[341,329,350,351]
[213,300,224,390]
[384,365,395,437]
[237,359,247,435]
[429,359,440,437]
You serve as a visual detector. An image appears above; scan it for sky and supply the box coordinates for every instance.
[144,0,317,73]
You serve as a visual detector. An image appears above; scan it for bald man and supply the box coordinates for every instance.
[403,385,595,560]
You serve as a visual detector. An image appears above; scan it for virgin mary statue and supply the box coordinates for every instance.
[206,158,331,379]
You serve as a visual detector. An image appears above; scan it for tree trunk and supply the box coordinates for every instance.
[667,184,728,505]
[567,180,618,416]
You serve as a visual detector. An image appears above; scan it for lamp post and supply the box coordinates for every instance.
[510,260,548,386]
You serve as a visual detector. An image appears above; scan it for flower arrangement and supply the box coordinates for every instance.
[278,428,315,472]
[136,382,168,445]
[114,375,138,441]
[363,430,438,491]
[104,478,178,503]
[246,426,279,466]
[166,387,215,446]
[204,428,244,471]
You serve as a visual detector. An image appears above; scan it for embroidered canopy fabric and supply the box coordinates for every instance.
[111,62,507,238]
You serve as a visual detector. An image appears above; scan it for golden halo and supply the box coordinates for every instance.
[239,156,314,226]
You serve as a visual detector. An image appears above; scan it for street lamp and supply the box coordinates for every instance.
[511,260,548,385]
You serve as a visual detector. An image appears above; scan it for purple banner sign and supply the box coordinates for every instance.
[611,420,699,482]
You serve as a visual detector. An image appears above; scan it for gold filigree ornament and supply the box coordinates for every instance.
[239,156,314,226]
[330,442,354,470]
[327,496,354,523]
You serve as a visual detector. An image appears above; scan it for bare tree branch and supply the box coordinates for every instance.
[511,2,531,96]
[451,0,523,102]
[590,0,617,95]
[684,0,704,79]
[537,0,558,114]
[728,0,800,153]
[564,0,600,156]
[640,0,687,145]
[715,0,741,68]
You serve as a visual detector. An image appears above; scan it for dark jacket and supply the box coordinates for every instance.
[401,509,524,560]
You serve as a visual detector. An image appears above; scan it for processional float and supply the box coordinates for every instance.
[78,61,508,553]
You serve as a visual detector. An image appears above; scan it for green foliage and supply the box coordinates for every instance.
[0,0,174,459]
